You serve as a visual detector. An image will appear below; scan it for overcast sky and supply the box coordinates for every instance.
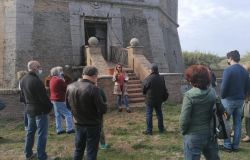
[178,0,250,56]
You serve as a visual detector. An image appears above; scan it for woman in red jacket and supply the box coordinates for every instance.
[112,64,131,113]
[50,66,74,134]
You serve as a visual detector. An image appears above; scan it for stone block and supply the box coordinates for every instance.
[98,76,115,107]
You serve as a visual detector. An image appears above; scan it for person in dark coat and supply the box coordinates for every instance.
[20,60,53,160]
[66,66,107,160]
[208,67,217,88]
[142,64,168,135]
[17,70,28,131]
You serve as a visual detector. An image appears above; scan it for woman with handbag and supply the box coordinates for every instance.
[242,64,250,142]
[112,64,131,113]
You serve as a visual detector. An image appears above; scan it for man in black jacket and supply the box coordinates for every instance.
[142,64,168,135]
[66,66,107,160]
[20,60,52,160]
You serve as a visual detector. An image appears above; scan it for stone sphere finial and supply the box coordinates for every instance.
[130,38,140,47]
[88,37,99,46]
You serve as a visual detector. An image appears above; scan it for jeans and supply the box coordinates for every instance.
[23,104,28,130]
[184,134,220,160]
[100,120,106,145]
[24,112,28,130]
[245,118,250,137]
[116,95,129,108]
[25,114,48,160]
[221,99,244,149]
[74,125,101,160]
[146,104,165,133]
[52,101,74,133]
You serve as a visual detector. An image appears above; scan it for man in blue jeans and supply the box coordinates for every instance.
[20,60,53,160]
[220,50,249,152]
[142,64,168,135]
[66,66,107,160]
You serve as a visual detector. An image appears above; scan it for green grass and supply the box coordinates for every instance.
[0,104,250,160]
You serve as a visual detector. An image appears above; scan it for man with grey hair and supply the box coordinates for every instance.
[49,66,74,135]
[20,60,53,160]
[66,66,107,160]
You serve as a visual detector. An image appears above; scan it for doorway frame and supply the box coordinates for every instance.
[81,16,110,61]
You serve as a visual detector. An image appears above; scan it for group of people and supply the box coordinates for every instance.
[180,50,250,160]
[18,60,168,160]
[12,49,250,160]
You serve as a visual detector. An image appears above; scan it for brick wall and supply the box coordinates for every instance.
[98,76,116,108]
[161,73,183,103]
[0,89,24,118]
[0,76,116,120]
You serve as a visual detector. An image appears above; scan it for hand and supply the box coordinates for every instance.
[223,112,228,120]
[115,74,119,80]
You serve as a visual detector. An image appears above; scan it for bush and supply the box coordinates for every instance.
[182,51,223,69]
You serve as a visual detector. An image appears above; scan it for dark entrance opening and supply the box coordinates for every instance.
[84,22,107,60]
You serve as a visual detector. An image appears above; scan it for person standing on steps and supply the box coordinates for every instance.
[142,64,168,135]
[112,64,131,113]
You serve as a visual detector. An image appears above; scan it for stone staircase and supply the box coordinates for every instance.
[124,68,145,104]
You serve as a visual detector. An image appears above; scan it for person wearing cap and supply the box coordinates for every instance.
[66,66,107,160]
[220,50,249,152]
[142,64,168,135]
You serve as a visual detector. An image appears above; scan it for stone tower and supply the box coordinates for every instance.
[0,0,184,88]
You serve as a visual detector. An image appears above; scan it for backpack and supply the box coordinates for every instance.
[213,98,230,139]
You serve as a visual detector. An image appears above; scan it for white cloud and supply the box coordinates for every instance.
[178,0,250,56]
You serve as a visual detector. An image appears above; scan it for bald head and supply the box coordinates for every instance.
[27,60,41,72]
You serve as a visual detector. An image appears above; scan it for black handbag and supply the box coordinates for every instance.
[213,99,229,139]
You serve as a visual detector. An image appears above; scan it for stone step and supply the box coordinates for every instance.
[129,102,145,108]
[128,80,141,84]
[128,73,136,77]
[128,76,139,80]
[130,97,145,103]
[124,68,134,73]
[128,93,144,98]
[127,88,143,93]
[127,84,142,88]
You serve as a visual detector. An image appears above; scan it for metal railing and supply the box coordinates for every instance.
[110,46,128,65]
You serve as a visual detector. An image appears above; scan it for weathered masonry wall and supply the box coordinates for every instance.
[31,0,73,73]
[0,0,17,88]
[0,1,5,87]
[69,0,183,73]
[15,0,74,88]
[0,0,184,88]
[15,0,34,75]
